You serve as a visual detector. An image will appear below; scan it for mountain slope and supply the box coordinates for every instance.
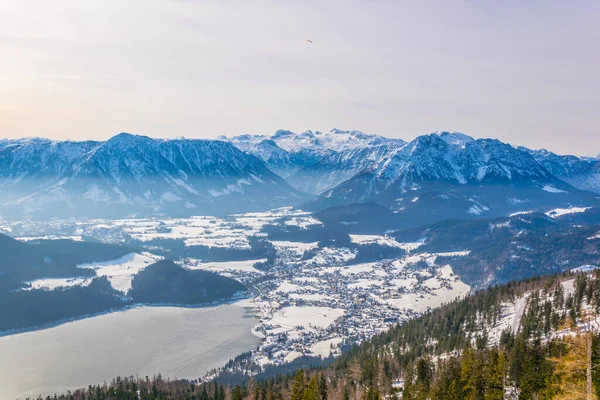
[521,147,600,194]
[0,133,305,218]
[392,208,600,288]
[309,132,599,227]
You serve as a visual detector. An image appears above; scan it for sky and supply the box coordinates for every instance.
[0,0,599,156]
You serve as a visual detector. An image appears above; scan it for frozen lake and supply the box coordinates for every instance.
[0,302,260,400]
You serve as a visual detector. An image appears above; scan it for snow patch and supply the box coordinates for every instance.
[545,206,590,218]
[542,185,567,193]
[77,252,161,293]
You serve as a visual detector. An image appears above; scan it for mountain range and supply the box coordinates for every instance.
[307,131,598,226]
[0,133,303,218]
[222,129,406,194]
[1,129,598,221]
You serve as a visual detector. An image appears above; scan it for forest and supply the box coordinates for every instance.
[128,260,245,305]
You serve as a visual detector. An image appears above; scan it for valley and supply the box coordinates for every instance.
[3,0,600,396]
[0,130,599,398]
[2,198,599,397]
[0,208,473,367]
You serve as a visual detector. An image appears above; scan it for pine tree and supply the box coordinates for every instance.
[291,370,306,400]
[542,336,583,398]
[342,385,350,400]
[415,358,433,394]
[303,375,319,400]
[484,348,506,400]
[232,386,246,400]
[267,380,275,400]
[318,373,327,400]
[361,387,381,400]
[520,338,551,399]
[461,347,478,400]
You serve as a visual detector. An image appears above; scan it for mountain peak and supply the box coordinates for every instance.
[329,128,364,136]
[110,132,147,141]
[103,132,154,149]
[432,131,475,147]
[272,130,296,139]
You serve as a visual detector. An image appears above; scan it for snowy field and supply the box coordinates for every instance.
[185,259,266,277]
[349,234,426,251]
[542,185,567,193]
[269,306,345,331]
[2,207,323,252]
[25,277,92,291]
[77,252,161,293]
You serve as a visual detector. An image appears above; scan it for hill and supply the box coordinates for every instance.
[129,260,245,304]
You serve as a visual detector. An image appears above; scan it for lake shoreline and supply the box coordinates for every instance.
[0,291,252,338]
[0,301,262,400]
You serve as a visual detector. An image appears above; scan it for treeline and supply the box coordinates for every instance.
[0,277,123,332]
[1,260,245,333]
[137,236,277,263]
[0,234,131,282]
[399,333,600,400]
[26,374,227,400]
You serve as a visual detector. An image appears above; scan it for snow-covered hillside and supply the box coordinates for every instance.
[309,132,598,224]
[521,147,600,194]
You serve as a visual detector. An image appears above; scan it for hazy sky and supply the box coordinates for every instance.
[1,0,599,155]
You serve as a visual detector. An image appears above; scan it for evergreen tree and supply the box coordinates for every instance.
[232,386,246,400]
[291,370,306,400]
[361,387,381,400]
[342,385,350,400]
[544,334,589,399]
[519,338,552,399]
[318,373,327,400]
[484,348,505,400]
[303,375,319,400]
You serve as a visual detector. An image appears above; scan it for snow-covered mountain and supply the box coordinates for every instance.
[309,132,598,226]
[0,133,304,218]
[2,129,597,223]
[223,129,405,194]
[519,147,600,194]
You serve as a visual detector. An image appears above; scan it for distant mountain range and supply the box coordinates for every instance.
[0,133,303,218]
[307,131,599,226]
[1,129,598,220]
[222,129,405,194]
